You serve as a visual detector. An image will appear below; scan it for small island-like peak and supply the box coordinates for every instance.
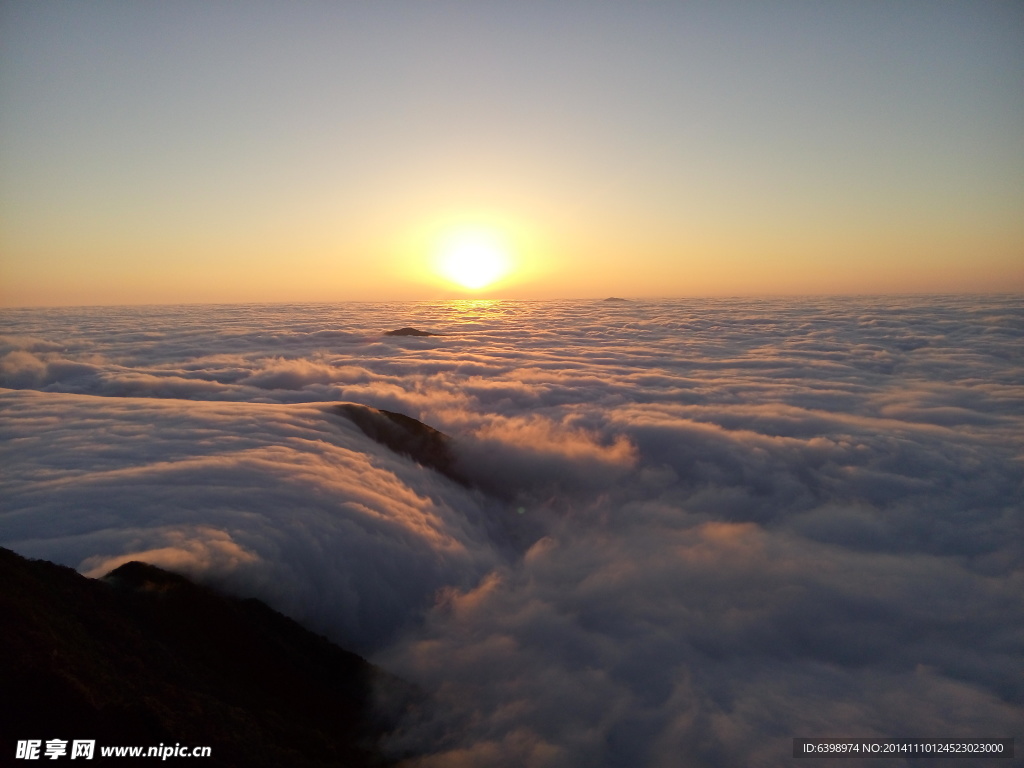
[385,327,439,337]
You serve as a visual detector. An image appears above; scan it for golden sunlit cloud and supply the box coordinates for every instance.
[433,226,514,291]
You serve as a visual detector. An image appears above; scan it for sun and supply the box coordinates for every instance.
[435,228,512,291]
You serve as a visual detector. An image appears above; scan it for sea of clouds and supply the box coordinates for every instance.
[1,296,1021,767]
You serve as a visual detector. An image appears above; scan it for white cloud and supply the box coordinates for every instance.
[1,296,1021,764]
[0,390,502,651]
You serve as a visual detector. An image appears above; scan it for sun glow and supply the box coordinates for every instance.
[435,228,513,291]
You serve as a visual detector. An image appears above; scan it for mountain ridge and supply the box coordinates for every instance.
[0,547,417,767]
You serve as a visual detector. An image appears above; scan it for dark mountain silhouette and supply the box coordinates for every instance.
[384,327,438,336]
[0,547,418,767]
[333,403,469,487]
[602,297,631,302]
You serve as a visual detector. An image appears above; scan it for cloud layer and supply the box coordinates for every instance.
[2,296,1022,766]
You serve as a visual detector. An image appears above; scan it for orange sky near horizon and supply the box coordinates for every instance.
[1,2,1022,307]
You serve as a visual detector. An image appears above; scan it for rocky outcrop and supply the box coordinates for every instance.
[333,404,468,487]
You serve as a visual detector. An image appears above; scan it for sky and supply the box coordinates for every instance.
[1,1,1022,305]
[2,297,1022,765]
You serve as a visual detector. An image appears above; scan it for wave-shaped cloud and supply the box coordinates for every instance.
[1,297,1021,766]
[0,391,501,651]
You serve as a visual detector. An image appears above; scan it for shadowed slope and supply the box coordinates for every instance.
[0,548,417,767]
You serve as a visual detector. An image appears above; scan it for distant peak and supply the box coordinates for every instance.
[602,297,631,302]
[385,327,439,336]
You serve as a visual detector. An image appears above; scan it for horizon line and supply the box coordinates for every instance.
[1,290,1022,311]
